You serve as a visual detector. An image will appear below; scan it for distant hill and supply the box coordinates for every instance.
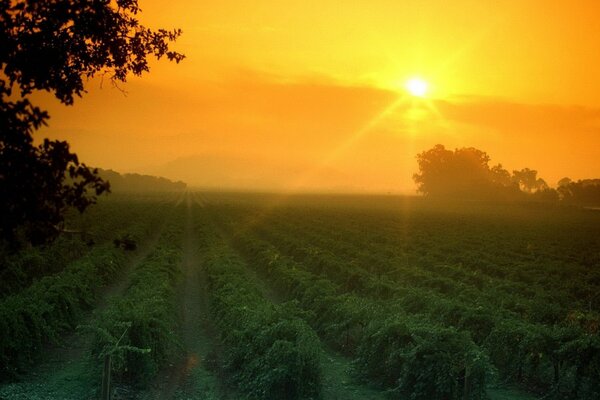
[143,153,360,193]
[98,169,186,192]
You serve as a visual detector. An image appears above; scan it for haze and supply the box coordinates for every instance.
[34,0,600,193]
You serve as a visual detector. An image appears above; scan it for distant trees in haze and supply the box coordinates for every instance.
[557,178,600,206]
[413,144,522,199]
[511,168,549,193]
[413,144,590,204]
[413,145,496,197]
[98,169,186,192]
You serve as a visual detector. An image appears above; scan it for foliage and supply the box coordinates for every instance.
[413,144,517,198]
[97,169,187,192]
[557,179,600,206]
[356,318,489,400]
[0,244,125,379]
[91,220,183,385]
[216,197,600,399]
[0,196,173,379]
[0,0,183,246]
[201,233,322,400]
[3,194,600,399]
[231,231,491,399]
[413,144,559,201]
[0,195,167,292]
[512,168,548,193]
[0,103,108,245]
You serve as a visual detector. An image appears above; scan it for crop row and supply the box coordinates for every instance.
[0,199,175,380]
[0,195,176,297]
[90,203,185,385]
[250,209,600,363]
[255,207,600,312]
[197,212,322,400]
[231,231,490,400]
[230,220,600,400]
[252,221,561,327]
[0,243,127,379]
[256,209,598,311]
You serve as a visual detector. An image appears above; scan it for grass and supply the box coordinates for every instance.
[0,333,97,400]
[320,349,388,400]
[487,386,540,400]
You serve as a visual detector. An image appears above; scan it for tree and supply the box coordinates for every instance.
[413,144,519,199]
[490,163,512,187]
[511,168,548,193]
[557,177,572,188]
[412,144,563,202]
[1,0,184,246]
[557,179,600,206]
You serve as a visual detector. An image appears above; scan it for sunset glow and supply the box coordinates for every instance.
[32,0,600,193]
[4,2,600,398]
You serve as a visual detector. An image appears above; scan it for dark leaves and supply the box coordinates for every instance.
[0,99,110,245]
[0,0,183,247]
[1,0,184,104]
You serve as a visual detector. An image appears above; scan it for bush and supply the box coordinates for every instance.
[92,244,182,385]
[203,241,322,400]
[356,317,490,400]
[0,245,125,378]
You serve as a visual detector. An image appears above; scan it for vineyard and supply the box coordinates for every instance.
[0,192,599,399]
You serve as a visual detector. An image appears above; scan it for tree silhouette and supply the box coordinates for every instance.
[557,177,572,188]
[557,179,600,206]
[1,0,184,246]
[490,164,512,187]
[512,168,548,193]
[413,144,520,198]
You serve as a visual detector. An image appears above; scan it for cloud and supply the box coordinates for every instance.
[35,70,600,192]
[423,95,600,184]
[434,95,600,137]
[37,68,399,164]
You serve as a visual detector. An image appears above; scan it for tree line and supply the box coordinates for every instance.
[414,144,600,206]
[98,169,186,192]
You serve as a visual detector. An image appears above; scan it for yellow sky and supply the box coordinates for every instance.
[35,0,600,193]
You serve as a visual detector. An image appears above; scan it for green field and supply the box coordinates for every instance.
[1,192,598,399]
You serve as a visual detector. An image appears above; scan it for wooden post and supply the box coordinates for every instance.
[101,354,112,400]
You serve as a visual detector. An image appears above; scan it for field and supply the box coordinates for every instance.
[0,192,599,400]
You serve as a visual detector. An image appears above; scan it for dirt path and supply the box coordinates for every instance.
[0,198,183,400]
[147,194,224,400]
[0,202,175,400]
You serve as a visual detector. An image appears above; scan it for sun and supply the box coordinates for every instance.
[405,78,429,97]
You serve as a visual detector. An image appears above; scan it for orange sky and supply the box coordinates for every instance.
[35,0,600,193]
